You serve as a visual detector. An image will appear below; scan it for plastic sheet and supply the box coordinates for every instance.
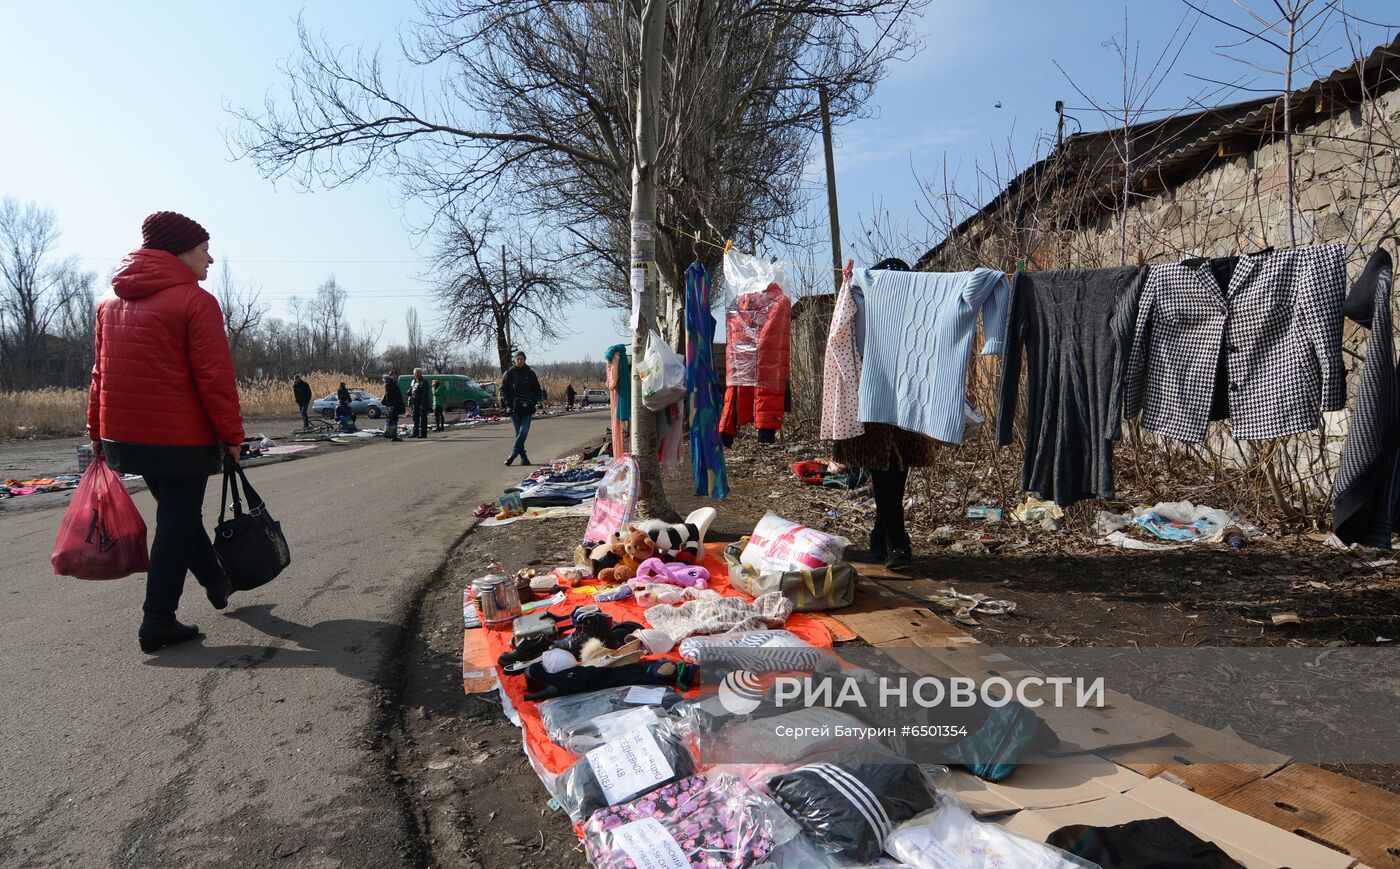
[884,798,1098,868]
[582,772,800,869]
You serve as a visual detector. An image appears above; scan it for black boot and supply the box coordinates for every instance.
[138,617,202,653]
[520,454,532,466]
[504,455,515,466]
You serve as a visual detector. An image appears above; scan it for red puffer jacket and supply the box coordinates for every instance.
[87,249,244,447]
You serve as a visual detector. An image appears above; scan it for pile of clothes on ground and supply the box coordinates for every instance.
[1,474,138,499]
[465,456,1156,867]
[789,458,869,490]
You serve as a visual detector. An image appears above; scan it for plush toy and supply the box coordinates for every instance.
[597,527,655,583]
[579,531,625,579]
[633,507,718,565]
[630,558,710,589]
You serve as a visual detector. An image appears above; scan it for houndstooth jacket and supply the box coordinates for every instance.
[1123,245,1347,443]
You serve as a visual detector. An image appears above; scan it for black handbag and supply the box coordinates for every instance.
[213,459,291,591]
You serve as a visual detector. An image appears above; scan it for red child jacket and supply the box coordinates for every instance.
[87,249,244,447]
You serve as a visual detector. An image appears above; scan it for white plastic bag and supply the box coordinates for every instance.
[741,511,850,573]
[637,329,686,411]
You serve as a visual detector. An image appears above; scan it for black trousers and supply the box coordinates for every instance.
[434,407,445,430]
[870,466,911,554]
[412,406,429,437]
[142,475,224,619]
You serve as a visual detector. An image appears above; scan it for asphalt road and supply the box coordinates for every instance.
[0,412,605,868]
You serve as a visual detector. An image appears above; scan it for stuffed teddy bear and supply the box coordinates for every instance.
[597,526,656,583]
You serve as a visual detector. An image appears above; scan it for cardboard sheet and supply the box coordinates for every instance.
[1003,776,1356,869]
[949,754,1148,814]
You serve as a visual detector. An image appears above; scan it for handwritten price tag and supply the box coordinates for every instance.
[586,726,675,806]
[612,818,689,869]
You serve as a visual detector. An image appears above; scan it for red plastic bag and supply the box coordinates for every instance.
[51,455,149,580]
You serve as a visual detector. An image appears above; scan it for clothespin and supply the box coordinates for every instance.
[723,239,732,255]
[1016,258,1026,274]
[1136,249,1145,270]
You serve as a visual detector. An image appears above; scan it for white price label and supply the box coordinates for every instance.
[585,726,675,806]
[612,818,689,869]
[624,685,666,705]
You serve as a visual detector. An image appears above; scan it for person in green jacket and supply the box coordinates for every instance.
[431,379,447,431]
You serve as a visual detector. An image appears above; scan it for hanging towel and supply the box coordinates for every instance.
[855,267,1009,445]
[1334,247,1400,548]
[997,266,1145,506]
[685,262,729,498]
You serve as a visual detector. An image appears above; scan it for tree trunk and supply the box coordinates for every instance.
[629,0,678,522]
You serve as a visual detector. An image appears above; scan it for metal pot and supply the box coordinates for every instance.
[478,577,522,626]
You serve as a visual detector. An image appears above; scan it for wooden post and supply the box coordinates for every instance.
[819,85,842,292]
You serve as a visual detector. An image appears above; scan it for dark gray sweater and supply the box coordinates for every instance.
[997,266,1145,506]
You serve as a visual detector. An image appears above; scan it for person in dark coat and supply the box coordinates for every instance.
[293,374,312,428]
[407,368,432,439]
[501,351,543,466]
[88,211,240,653]
[382,371,405,442]
[337,381,352,408]
[565,383,576,411]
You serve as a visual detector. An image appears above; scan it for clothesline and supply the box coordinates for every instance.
[657,221,845,275]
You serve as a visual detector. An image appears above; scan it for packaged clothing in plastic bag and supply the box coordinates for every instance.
[51,455,149,580]
[741,512,849,573]
[582,772,800,869]
[884,799,1097,868]
[538,685,684,755]
[552,719,697,822]
[638,330,686,411]
[766,743,941,863]
[722,250,789,391]
[679,629,822,673]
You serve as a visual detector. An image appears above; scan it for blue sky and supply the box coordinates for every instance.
[2,1,1395,363]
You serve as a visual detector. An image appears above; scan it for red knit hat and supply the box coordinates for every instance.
[141,211,209,255]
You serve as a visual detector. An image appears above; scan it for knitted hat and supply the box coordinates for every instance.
[141,211,209,255]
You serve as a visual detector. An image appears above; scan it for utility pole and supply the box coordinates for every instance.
[819,85,841,292]
[628,0,677,521]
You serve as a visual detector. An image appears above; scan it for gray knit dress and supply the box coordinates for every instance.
[996,266,1146,506]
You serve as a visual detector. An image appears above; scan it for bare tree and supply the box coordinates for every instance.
[214,260,268,373]
[0,197,95,388]
[427,210,575,372]
[1182,0,1340,245]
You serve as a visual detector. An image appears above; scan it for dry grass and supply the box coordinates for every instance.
[0,372,382,439]
[0,388,88,438]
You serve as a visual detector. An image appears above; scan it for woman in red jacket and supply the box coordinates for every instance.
[88,212,245,653]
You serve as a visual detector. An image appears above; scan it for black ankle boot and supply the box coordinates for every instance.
[138,617,202,653]
[885,547,912,571]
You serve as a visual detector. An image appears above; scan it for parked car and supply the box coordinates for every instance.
[397,374,494,413]
[582,388,610,406]
[312,389,386,419]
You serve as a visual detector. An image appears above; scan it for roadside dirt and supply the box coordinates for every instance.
[389,518,589,869]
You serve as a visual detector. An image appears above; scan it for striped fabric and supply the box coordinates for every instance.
[793,763,894,842]
[685,263,729,498]
[854,268,1009,445]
